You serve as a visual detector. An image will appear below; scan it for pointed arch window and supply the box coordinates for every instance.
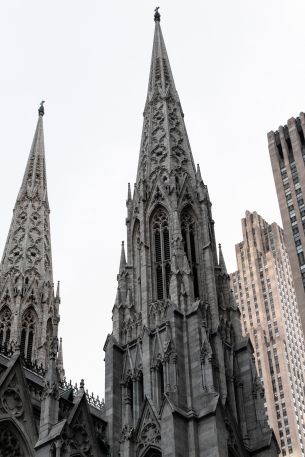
[181,208,199,298]
[152,208,171,300]
[20,308,36,363]
[0,306,12,348]
[0,424,26,457]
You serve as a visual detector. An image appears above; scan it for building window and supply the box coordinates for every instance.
[20,308,36,363]
[181,207,199,298]
[152,208,171,300]
[0,307,11,348]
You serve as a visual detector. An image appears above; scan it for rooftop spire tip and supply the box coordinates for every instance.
[38,100,45,117]
[154,6,160,22]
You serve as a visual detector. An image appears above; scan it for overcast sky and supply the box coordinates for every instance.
[1,0,305,397]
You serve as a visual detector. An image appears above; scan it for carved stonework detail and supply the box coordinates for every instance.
[1,387,24,417]
[0,426,25,457]
[70,423,90,454]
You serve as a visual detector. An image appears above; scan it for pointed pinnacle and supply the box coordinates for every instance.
[56,281,60,301]
[218,243,227,274]
[57,337,63,367]
[119,241,127,274]
[127,183,132,202]
[196,164,202,182]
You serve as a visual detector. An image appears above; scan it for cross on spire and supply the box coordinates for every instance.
[154,6,160,22]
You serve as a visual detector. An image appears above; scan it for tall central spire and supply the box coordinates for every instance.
[136,12,196,187]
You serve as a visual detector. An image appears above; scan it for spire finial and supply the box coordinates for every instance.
[154,6,160,22]
[38,100,45,117]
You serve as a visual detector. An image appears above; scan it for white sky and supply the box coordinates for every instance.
[0,0,305,397]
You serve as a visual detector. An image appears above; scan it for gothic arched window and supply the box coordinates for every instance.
[181,208,199,298]
[151,208,171,300]
[0,306,12,348]
[0,422,27,457]
[20,308,36,363]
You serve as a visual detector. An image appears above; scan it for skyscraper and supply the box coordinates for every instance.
[268,115,305,335]
[104,11,278,457]
[231,211,305,457]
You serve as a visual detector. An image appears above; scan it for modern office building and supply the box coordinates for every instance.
[268,116,305,335]
[231,211,305,457]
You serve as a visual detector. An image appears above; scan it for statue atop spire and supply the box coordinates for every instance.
[38,100,45,116]
[154,7,160,22]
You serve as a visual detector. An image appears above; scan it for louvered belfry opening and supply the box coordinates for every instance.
[181,208,199,299]
[20,308,36,363]
[152,207,171,300]
[0,306,12,348]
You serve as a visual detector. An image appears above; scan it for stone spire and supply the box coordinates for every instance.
[0,104,60,370]
[119,241,127,274]
[136,12,196,185]
[57,337,65,381]
[0,101,53,283]
[218,243,227,274]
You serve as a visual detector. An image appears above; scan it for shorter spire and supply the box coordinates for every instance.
[57,337,65,381]
[119,241,127,274]
[196,164,202,182]
[154,6,160,22]
[55,281,60,302]
[218,243,227,274]
[38,100,45,117]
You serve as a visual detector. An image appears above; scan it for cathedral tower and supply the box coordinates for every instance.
[104,11,278,457]
[0,102,60,370]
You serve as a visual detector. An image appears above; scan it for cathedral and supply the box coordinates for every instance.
[0,10,278,457]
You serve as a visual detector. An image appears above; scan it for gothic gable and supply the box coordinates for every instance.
[0,353,37,445]
[135,397,161,457]
[64,391,101,457]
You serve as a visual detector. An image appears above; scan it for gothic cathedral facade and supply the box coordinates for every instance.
[0,11,278,457]
[104,11,278,457]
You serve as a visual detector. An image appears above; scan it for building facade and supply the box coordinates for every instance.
[230,211,305,457]
[0,11,278,457]
[268,115,305,335]
[104,11,278,457]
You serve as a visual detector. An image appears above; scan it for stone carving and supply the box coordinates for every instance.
[140,423,160,447]
[151,101,167,166]
[137,405,161,456]
[0,425,25,457]
[0,306,12,348]
[70,423,90,453]
[120,424,134,442]
[1,387,24,417]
